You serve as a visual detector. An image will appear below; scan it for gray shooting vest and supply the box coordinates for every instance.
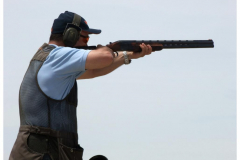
[9,43,84,160]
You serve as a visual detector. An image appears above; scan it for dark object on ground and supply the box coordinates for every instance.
[89,155,108,160]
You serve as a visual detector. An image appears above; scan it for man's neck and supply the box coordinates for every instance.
[48,41,65,47]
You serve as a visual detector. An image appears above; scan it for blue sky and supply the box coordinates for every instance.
[3,0,237,160]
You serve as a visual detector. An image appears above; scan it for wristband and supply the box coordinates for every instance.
[122,51,131,64]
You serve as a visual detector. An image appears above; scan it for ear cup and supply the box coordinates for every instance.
[62,13,82,47]
[63,27,80,47]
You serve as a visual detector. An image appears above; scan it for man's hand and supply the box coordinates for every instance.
[127,43,153,59]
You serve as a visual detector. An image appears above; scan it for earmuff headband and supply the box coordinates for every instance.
[72,14,81,27]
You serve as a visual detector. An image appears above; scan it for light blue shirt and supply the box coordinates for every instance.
[37,44,91,100]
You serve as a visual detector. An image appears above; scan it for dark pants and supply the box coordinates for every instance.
[9,125,84,160]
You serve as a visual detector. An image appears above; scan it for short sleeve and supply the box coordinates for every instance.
[37,45,91,100]
[46,46,90,75]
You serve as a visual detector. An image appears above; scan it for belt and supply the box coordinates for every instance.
[19,125,78,140]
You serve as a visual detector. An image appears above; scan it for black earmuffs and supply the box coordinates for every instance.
[63,14,82,47]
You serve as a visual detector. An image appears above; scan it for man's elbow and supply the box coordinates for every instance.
[101,50,114,66]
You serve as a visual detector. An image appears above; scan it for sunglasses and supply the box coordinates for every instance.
[80,34,90,43]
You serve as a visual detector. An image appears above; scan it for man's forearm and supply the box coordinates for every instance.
[78,44,153,80]
[91,52,126,77]
[77,52,128,80]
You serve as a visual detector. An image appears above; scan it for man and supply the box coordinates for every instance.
[9,11,154,160]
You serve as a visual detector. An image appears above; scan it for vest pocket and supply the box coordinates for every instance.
[9,131,44,160]
[58,143,84,160]
[27,133,58,160]
[27,133,49,153]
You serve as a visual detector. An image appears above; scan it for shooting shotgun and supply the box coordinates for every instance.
[76,39,214,52]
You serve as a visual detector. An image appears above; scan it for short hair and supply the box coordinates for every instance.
[49,33,63,42]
